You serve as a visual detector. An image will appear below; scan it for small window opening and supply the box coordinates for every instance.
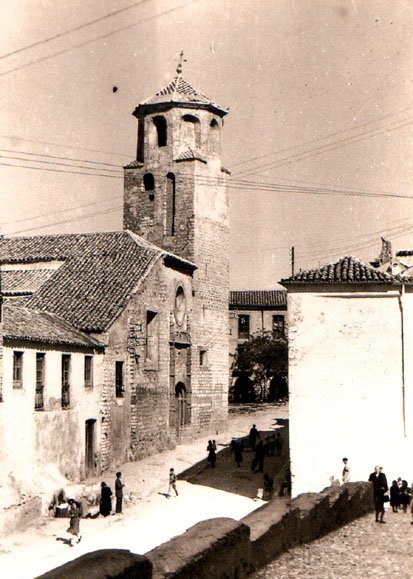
[238,315,250,340]
[144,173,155,191]
[153,116,167,147]
[61,354,71,408]
[35,353,45,410]
[115,361,124,398]
[84,355,93,389]
[13,351,23,389]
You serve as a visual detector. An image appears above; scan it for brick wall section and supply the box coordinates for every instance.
[123,104,229,442]
[97,260,194,471]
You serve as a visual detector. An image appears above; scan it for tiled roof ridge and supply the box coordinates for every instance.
[174,147,208,164]
[281,255,400,284]
[1,230,126,242]
[125,230,197,270]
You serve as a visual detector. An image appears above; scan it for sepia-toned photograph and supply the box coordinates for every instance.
[0,1,412,577]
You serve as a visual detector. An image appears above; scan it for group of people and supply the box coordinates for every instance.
[206,439,218,467]
[389,477,412,514]
[64,471,125,547]
[369,466,413,525]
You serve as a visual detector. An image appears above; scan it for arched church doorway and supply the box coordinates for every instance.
[175,381,189,429]
[233,375,255,403]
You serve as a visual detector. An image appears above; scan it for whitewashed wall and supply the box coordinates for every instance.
[288,286,413,497]
[0,345,104,490]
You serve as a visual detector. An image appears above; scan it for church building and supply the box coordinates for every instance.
[0,72,230,491]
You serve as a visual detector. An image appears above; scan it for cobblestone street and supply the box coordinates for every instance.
[254,509,413,579]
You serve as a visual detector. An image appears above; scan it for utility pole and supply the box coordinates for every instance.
[290,246,295,276]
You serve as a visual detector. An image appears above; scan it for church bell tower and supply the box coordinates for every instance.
[123,63,230,434]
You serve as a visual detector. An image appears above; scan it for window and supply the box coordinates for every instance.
[174,286,186,326]
[84,355,93,389]
[166,173,176,236]
[61,355,71,408]
[35,353,45,410]
[13,351,23,389]
[238,315,250,339]
[144,173,155,191]
[210,118,220,151]
[115,361,124,398]
[182,114,201,148]
[199,348,207,367]
[153,115,167,147]
[146,310,159,364]
[272,315,285,337]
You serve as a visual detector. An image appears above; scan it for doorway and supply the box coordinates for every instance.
[85,419,96,476]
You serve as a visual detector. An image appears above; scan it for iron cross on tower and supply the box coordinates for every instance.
[176,50,187,75]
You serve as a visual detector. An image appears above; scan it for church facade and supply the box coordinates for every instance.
[0,75,230,491]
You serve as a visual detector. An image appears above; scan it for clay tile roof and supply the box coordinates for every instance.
[137,75,228,117]
[281,256,395,285]
[123,160,144,169]
[229,290,287,308]
[3,301,103,348]
[2,268,56,294]
[174,147,207,164]
[0,231,196,333]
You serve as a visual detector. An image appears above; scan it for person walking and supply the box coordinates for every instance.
[251,440,266,473]
[390,480,400,513]
[368,465,388,523]
[262,473,274,501]
[168,468,179,497]
[115,471,125,514]
[249,424,260,450]
[231,438,244,467]
[342,457,350,483]
[207,440,217,468]
[66,499,82,546]
[99,482,112,517]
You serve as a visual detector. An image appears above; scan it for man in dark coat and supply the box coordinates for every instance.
[249,424,260,450]
[115,471,125,514]
[368,465,388,523]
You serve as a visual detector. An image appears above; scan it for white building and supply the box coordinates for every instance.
[282,256,413,497]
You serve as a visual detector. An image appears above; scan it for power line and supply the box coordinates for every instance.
[229,104,412,171]
[235,117,413,177]
[2,158,413,202]
[0,0,202,77]
[0,148,123,168]
[0,154,121,174]
[0,195,123,228]
[0,0,153,61]
[8,206,123,237]
[0,133,131,158]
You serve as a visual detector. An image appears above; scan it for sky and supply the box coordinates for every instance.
[0,0,412,288]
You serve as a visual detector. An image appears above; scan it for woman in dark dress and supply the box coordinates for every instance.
[99,482,112,516]
[390,480,400,513]
[207,440,217,468]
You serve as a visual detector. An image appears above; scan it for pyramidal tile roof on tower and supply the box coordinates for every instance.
[281,256,399,285]
[137,75,228,116]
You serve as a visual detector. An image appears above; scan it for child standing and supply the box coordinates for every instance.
[168,468,179,497]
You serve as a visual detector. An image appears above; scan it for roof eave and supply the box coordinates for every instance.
[133,101,228,118]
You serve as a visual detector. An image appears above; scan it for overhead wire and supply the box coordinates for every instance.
[0,0,203,77]
[0,0,154,61]
[228,104,412,171]
[234,117,413,177]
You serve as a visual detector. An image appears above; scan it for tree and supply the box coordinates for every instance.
[231,331,288,402]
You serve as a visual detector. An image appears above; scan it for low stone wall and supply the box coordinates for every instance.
[245,480,373,570]
[36,549,152,579]
[39,482,374,578]
[147,518,251,579]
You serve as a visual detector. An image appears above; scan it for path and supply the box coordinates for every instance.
[0,404,288,578]
[254,508,413,579]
